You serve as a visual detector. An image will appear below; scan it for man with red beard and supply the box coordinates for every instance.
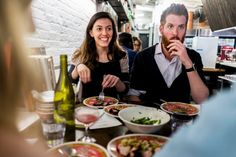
[128,3,209,105]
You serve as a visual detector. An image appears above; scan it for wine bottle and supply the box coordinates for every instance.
[54,54,75,141]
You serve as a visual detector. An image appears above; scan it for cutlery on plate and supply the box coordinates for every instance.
[98,75,106,100]
[98,88,104,100]
[160,99,167,103]
[58,146,78,157]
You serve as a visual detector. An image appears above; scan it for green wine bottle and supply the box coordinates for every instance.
[54,54,75,141]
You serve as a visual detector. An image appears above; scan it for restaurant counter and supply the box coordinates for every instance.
[218,61,236,68]
[216,61,236,74]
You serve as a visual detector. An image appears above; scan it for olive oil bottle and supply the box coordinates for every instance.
[54,54,75,141]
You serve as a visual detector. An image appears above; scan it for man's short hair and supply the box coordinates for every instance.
[118,32,133,49]
[160,3,188,25]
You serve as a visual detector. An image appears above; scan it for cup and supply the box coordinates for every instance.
[34,90,55,123]
[41,120,65,148]
[33,90,65,148]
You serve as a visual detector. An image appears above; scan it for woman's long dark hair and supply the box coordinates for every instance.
[72,12,125,69]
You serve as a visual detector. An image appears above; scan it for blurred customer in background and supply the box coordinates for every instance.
[132,36,142,52]
[118,32,137,73]
[0,0,56,157]
[154,84,236,157]
[69,12,129,100]
[128,3,209,105]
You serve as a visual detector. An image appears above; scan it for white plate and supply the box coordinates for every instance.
[160,102,200,116]
[107,134,169,157]
[83,96,119,109]
[49,141,109,157]
[103,104,137,118]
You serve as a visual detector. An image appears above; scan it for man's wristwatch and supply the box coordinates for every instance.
[186,64,196,72]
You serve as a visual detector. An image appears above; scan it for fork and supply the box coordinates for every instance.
[98,75,105,100]
[98,87,104,100]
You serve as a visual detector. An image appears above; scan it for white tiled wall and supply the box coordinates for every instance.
[26,0,96,67]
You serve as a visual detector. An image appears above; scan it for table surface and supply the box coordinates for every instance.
[218,75,236,83]
[74,120,172,148]
[66,103,173,148]
[21,104,196,149]
[219,61,236,68]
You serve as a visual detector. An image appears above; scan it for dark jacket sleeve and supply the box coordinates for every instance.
[130,49,149,90]
[187,48,207,84]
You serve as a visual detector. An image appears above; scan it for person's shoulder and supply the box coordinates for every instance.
[136,44,156,57]
[126,47,136,55]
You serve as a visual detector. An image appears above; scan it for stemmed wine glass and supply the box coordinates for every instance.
[75,106,100,143]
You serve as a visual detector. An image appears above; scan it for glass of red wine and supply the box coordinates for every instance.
[75,106,99,143]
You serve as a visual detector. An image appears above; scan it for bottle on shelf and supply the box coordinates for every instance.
[54,54,75,141]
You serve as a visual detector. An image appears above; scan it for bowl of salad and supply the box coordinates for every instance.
[118,106,170,133]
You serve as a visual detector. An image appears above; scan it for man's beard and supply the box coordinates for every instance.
[162,35,184,52]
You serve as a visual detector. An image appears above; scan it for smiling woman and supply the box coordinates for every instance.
[69,12,129,101]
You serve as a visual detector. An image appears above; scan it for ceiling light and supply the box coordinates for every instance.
[136,5,154,12]
[135,13,145,18]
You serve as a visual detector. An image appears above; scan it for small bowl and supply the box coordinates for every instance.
[118,106,170,133]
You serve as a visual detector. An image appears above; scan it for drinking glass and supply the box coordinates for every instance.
[75,106,99,143]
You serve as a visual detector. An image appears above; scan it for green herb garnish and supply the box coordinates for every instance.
[131,117,161,125]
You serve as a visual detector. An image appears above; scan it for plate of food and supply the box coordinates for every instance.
[160,102,199,116]
[104,104,137,118]
[107,134,168,157]
[49,141,109,157]
[83,96,119,108]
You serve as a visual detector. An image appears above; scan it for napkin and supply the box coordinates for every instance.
[90,110,122,129]
[75,109,122,130]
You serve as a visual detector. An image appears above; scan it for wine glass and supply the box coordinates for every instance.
[75,106,100,143]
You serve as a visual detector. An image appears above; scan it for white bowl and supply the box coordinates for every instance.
[118,106,170,133]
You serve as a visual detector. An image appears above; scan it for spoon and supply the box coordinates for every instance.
[57,146,78,157]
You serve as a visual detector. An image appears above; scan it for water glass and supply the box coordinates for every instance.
[41,120,65,148]
[34,90,66,148]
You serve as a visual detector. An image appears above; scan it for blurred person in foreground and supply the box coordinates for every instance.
[154,84,236,157]
[128,3,209,105]
[132,36,142,52]
[0,0,57,157]
[69,12,129,100]
[118,32,137,73]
